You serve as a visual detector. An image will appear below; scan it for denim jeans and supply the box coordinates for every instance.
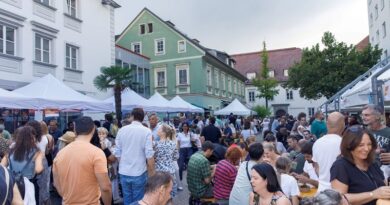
[179,147,193,180]
[120,172,147,204]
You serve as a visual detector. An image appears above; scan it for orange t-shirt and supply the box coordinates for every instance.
[53,140,108,205]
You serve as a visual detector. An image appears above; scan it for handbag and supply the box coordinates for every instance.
[1,165,9,205]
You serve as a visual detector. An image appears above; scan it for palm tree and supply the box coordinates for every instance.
[94,65,136,122]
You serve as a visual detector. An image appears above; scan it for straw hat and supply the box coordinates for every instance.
[59,131,76,144]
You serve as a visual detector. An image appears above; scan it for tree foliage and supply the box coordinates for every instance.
[252,41,279,108]
[94,65,137,122]
[285,32,382,100]
[253,105,272,118]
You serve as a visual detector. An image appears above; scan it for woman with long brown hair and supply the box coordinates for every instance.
[1,126,44,203]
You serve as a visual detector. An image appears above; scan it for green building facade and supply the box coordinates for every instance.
[116,8,246,111]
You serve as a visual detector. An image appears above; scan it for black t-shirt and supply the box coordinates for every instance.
[201,124,221,144]
[330,157,385,205]
[370,127,390,151]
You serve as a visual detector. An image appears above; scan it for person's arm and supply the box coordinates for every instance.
[291,196,299,205]
[249,192,255,205]
[276,196,292,205]
[145,133,155,176]
[332,179,390,204]
[295,173,318,188]
[11,184,23,205]
[114,132,121,162]
[34,151,44,174]
[95,173,112,205]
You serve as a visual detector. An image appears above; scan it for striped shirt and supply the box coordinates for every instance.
[213,159,238,200]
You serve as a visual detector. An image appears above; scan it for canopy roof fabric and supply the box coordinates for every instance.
[13,74,113,111]
[0,88,38,109]
[104,88,154,111]
[147,92,178,112]
[169,96,204,113]
[214,99,255,116]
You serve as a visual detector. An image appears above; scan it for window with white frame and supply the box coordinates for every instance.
[268,70,275,78]
[377,30,380,42]
[176,64,189,85]
[154,38,165,55]
[228,77,232,92]
[148,23,153,33]
[140,24,145,35]
[213,70,219,89]
[375,4,379,19]
[286,89,293,100]
[383,22,387,38]
[246,72,256,79]
[206,66,212,86]
[65,44,78,69]
[221,72,226,90]
[0,25,15,56]
[249,91,255,102]
[131,42,141,54]
[308,107,315,117]
[233,80,237,93]
[283,69,288,77]
[370,13,373,27]
[155,67,166,87]
[39,0,50,5]
[35,34,51,63]
[66,0,77,18]
[178,40,186,53]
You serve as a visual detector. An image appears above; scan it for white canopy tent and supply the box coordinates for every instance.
[0,88,38,109]
[147,92,179,112]
[104,88,157,111]
[169,95,204,113]
[214,99,255,116]
[340,67,384,108]
[13,74,113,112]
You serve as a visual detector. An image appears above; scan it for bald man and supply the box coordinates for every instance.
[312,112,345,193]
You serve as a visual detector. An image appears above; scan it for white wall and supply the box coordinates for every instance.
[0,0,115,99]
[245,84,327,117]
[368,0,390,59]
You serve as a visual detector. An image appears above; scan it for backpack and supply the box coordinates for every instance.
[8,152,35,199]
[1,165,10,205]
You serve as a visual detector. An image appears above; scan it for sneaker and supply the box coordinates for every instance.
[178,186,184,191]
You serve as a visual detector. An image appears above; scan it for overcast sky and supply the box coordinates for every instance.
[114,0,368,54]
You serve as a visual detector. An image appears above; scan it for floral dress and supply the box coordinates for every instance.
[155,140,179,197]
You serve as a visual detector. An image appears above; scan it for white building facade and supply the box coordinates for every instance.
[368,0,390,59]
[0,0,119,98]
[245,84,326,118]
[232,48,327,118]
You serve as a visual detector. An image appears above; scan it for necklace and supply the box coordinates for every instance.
[141,199,151,205]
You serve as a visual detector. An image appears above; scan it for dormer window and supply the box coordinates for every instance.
[140,24,145,35]
[148,23,153,33]
[246,72,256,80]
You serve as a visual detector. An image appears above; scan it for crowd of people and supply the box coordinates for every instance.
[1,104,390,205]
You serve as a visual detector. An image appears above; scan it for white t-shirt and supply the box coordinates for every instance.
[280,173,300,197]
[37,135,48,153]
[177,132,192,148]
[312,134,341,193]
[303,161,318,180]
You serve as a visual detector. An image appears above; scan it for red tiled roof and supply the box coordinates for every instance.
[231,47,302,82]
[355,36,369,52]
